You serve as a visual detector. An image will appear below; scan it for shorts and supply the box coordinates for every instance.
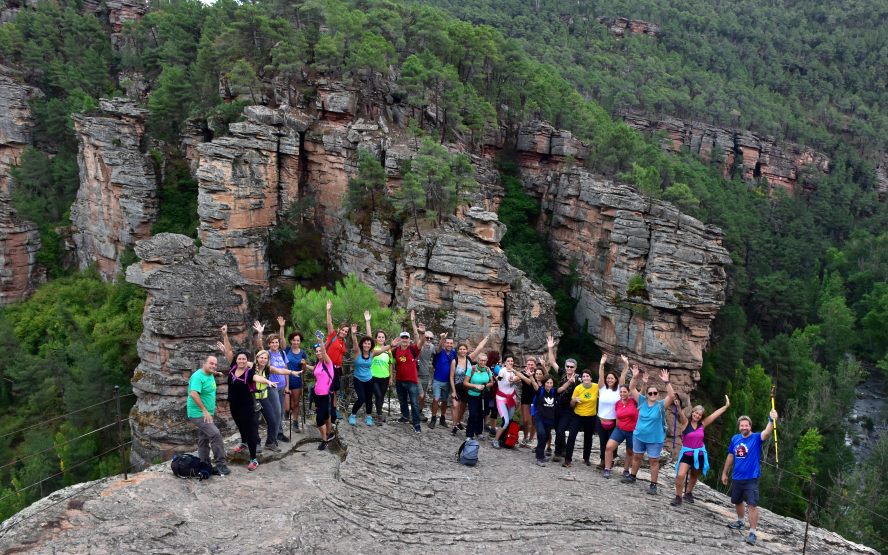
[288,375,303,389]
[331,369,342,392]
[680,451,704,468]
[609,427,634,447]
[632,437,664,458]
[730,478,759,507]
[454,383,468,402]
[432,380,451,401]
[315,392,331,427]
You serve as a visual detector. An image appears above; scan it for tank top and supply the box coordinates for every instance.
[454,357,472,386]
[371,350,391,379]
[682,422,706,449]
[597,387,621,420]
[354,353,373,382]
[227,366,255,404]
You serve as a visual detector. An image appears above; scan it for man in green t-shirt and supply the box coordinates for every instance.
[187,356,229,475]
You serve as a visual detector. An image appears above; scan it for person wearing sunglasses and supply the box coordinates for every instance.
[622,365,675,494]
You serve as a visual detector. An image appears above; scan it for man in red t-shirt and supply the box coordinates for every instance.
[392,311,426,432]
[325,299,349,419]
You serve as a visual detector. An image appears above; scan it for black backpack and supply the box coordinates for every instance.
[171,454,214,480]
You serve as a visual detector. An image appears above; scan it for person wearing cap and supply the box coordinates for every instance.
[392,311,427,433]
[416,328,436,422]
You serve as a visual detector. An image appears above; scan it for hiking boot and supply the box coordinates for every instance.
[277,433,290,443]
[398,417,409,423]
[621,474,637,484]
[727,520,744,530]
[648,484,658,495]
[247,459,258,471]
[293,422,300,433]
[552,454,562,463]
[519,439,529,447]
[683,491,695,504]
[451,426,458,435]
[746,532,756,546]
[365,415,373,426]
[439,416,446,426]
[318,441,327,451]
[535,459,547,467]
[232,443,247,454]
[670,495,682,506]
[266,443,281,453]
[603,468,611,479]
[622,469,630,478]
[491,440,500,449]
[429,418,436,429]
[379,414,387,423]
[214,463,231,476]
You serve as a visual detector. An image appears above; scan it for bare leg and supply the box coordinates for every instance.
[650,458,660,485]
[687,469,700,494]
[675,462,690,496]
[749,506,759,529]
[604,439,618,469]
[623,449,634,473]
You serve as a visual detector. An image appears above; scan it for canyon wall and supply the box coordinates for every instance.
[70,98,158,279]
[597,16,661,38]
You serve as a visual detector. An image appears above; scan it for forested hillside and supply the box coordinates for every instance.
[0,0,886,549]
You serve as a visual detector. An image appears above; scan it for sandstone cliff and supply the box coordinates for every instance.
[125,233,248,468]
[620,110,830,193]
[598,16,661,38]
[0,65,41,305]
[70,98,158,279]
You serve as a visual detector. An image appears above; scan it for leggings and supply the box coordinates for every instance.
[229,398,259,459]
[554,410,573,456]
[258,394,281,446]
[534,416,553,462]
[351,377,374,416]
[371,376,390,416]
[566,414,597,463]
[496,399,516,427]
[596,419,615,462]
[466,396,485,438]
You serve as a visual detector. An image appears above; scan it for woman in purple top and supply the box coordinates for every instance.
[671,394,730,506]
[313,338,335,451]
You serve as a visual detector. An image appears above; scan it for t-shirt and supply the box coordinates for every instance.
[728,432,764,480]
[534,387,557,423]
[325,332,346,367]
[353,353,373,382]
[572,384,599,417]
[417,342,435,381]
[496,368,517,396]
[284,347,307,387]
[634,396,666,443]
[268,349,288,388]
[683,423,706,449]
[393,344,421,383]
[615,398,639,432]
[557,373,579,409]
[466,366,491,397]
[314,360,334,396]
[597,386,620,420]
[371,350,391,379]
[433,348,456,382]
[186,369,217,417]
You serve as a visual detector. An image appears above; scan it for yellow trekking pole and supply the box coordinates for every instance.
[770,385,779,467]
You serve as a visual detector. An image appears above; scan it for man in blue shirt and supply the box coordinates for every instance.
[430,333,456,429]
[721,409,778,546]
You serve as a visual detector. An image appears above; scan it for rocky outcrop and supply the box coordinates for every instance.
[598,16,661,38]
[876,155,888,200]
[125,233,250,469]
[620,110,830,193]
[81,0,148,50]
[70,98,158,279]
[0,65,42,305]
[515,122,731,390]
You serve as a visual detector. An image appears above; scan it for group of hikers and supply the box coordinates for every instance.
[185,301,778,546]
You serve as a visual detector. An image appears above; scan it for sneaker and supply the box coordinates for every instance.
[670,495,682,506]
[318,441,327,451]
[491,440,500,449]
[398,417,409,423]
[348,414,356,426]
[745,532,756,546]
[451,426,458,435]
[247,459,258,471]
[552,455,562,463]
[603,469,611,479]
[727,520,744,530]
[233,443,247,454]
[622,469,630,478]
[439,416,446,426]
[365,415,373,426]
[266,443,281,453]
[214,463,231,476]
[683,491,695,504]
[535,459,547,467]
[457,423,465,431]
[621,474,637,484]
[277,433,290,443]
[414,424,422,433]
[648,484,658,495]
[429,418,436,429]
[562,461,572,468]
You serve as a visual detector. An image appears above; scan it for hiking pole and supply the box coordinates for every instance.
[770,385,779,467]
[672,404,678,453]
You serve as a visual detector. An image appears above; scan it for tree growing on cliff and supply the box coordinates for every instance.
[400,138,478,226]
[345,149,391,224]
[392,167,426,237]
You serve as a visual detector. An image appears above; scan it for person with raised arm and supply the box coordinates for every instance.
[430,332,456,428]
[562,368,598,468]
[324,299,349,419]
[531,375,558,467]
[312,334,336,450]
[515,356,541,447]
[259,316,289,443]
[671,394,730,506]
[186,347,228,476]
[540,335,576,463]
[491,354,520,448]
[416,326,436,423]
[449,331,492,435]
[348,323,375,426]
[219,325,277,471]
[603,362,639,479]
[283,324,308,433]
[721,408,778,546]
[252,321,301,452]
[622,368,675,494]
[367,310,393,424]
[392,310,427,433]
[594,353,626,469]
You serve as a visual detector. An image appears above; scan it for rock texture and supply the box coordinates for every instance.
[0,424,875,555]
[620,110,830,193]
[81,0,148,50]
[0,64,42,305]
[125,233,250,469]
[70,98,158,279]
[514,121,731,390]
[598,16,661,38]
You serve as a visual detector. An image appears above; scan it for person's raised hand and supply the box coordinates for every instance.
[641,372,649,384]
[252,321,265,334]
[546,334,555,350]
[659,368,670,383]
[770,409,778,422]
[600,353,608,366]
[631,363,639,377]
[350,323,358,335]
[417,322,426,333]
[277,316,285,328]
[725,395,731,407]
[214,341,225,352]
[326,299,332,312]
[620,354,628,365]
[220,324,228,335]
[363,310,371,321]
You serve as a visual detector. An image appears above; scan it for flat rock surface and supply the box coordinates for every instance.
[0,423,873,554]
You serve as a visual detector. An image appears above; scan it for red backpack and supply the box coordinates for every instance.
[503,420,521,449]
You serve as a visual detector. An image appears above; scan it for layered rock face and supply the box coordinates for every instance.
[515,122,731,390]
[598,16,661,38]
[0,65,42,305]
[81,0,148,50]
[70,98,158,279]
[125,233,249,469]
[621,110,830,193]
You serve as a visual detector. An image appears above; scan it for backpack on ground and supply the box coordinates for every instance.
[503,420,521,449]
[171,453,214,480]
[457,439,480,466]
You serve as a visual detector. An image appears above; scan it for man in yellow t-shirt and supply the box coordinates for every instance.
[562,370,599,467]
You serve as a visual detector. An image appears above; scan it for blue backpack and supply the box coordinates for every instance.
[457,439,480,466]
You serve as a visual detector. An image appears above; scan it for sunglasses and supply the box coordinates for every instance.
[566,365,576,369]
[647,391,659,396]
